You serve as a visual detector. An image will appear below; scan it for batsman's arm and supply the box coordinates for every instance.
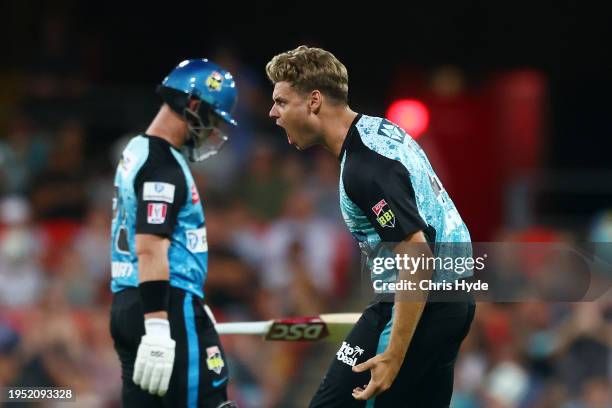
[135,234,170,319]
[132,155,186,318]
[132,233,176,396]
[131,159,186,396]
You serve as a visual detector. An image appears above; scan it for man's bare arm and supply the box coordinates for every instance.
[136,233,170,320]
[352,230,433,399]
[386,230,432,363]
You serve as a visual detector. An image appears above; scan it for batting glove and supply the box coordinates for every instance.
[133,318,175,396]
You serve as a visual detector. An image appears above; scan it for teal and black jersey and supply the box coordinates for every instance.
[339,114,472,284]
[110,135,207,298]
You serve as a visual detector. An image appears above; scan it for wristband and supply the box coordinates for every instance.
[139,280,170,314]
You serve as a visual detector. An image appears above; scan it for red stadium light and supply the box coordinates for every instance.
[386,99,430,139]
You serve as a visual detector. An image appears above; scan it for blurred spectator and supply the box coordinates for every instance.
[15,282,88,393]
[0,322,21,387]
[554,302,610,397]
[237,144,291,221]
[205,245,259,313]
[73,206,111,284]
[0,114,50,195]
[305,149,343,222]
[590,210,612,270]
[27,15,87,99]
[259,188,349,315]
[483,359,529,407]
[52,246,97,306]
[563,378,611,408]
[80,306,122,406]
[0,196,45,307]
[29,118,88,221]
[193,141,240,194]
[590,210,612,243]
[212,45,271,160]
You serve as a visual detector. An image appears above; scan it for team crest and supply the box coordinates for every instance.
[372,199,395,228]
[377,120,405,143]
[205,71,223,92]
[206,346,225,374]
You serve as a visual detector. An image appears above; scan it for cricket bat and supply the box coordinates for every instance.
[214,313,361,341]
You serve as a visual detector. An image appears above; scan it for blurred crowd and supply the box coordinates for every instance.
[0,14,610,408]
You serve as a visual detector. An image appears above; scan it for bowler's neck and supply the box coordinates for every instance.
[320,107,358,158]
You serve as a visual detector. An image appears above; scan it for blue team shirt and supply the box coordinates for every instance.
[110,135,208,298]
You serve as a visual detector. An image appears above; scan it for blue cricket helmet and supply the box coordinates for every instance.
[160,58,238,126]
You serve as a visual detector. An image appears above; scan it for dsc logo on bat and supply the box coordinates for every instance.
[265,318,330,341]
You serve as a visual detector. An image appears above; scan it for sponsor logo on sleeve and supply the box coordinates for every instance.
[372,199,396,228]
[147,203,167,224]
[143,182,175,203]
[186,228,208,253]
[206,346,225,374]
[191,184,200,204]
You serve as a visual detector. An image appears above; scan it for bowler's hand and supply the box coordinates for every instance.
[351,351,402,400]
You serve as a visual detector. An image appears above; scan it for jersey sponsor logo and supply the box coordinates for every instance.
[143,182,175,203]
[191,184,200,204]
[111,261,133,278]
[336,341,364,367]
[186,228,208,253]
[206,346,225,374]
[147,203,167,224]
[378,120,406,143]
[372,199,396,228]
[206,71,224,92]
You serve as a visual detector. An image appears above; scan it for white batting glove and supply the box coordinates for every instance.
[133,318,176,396]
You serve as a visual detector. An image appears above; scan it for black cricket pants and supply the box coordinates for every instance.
[110,287,230,408]
[310,291,475,408]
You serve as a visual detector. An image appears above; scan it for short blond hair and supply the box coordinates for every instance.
[266,45,348,104]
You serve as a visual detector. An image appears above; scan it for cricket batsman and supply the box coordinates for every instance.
[110,59,239,408]
[266,46,476,407]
